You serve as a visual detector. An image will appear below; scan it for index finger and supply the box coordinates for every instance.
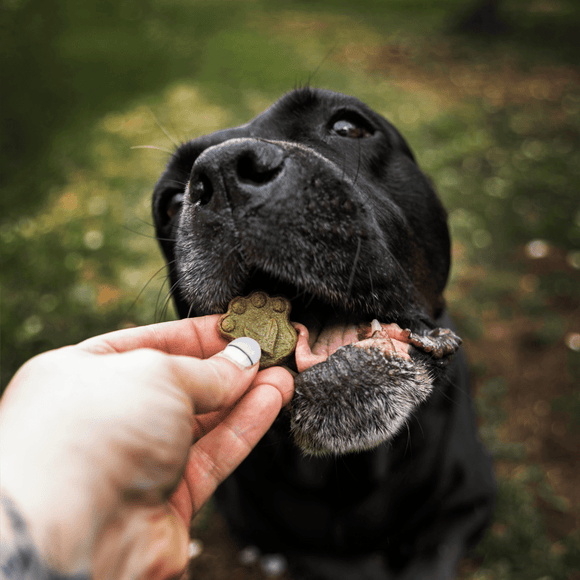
[191,365,295,436]
[77,315,228,359]
[180,379,287,516]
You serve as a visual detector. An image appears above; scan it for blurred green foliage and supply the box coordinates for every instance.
[2,0,580,578]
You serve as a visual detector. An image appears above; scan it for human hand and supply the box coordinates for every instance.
[0,315,294,580]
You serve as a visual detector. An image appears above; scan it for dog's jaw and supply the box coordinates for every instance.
[291,345,433,455]
[290,320,429,455]
[287,318,460,455]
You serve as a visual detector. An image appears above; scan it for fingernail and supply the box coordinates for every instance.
[220,337,261,369]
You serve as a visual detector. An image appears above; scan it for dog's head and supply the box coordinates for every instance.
[153,88,459,455]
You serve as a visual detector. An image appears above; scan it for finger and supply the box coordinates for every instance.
[255,366,295,406]
[181,382,285,515]
[192,365,295,436]
[76,315,227,359]
[162,340,264,414]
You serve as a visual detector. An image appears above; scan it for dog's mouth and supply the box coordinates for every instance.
[241,270,461,455]
[239,269,458,375]
[293,318,414,372]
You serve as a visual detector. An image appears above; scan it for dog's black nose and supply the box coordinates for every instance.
[189,139,286,210]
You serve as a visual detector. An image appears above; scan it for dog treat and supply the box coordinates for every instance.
[219,291,298,369]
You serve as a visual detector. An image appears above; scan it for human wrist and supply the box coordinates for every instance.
[0,353,122,576]
[0,493,91,580]
[0,473,101,576]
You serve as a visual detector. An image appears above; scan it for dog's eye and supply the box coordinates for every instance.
[332,119,372,139]
[166,192,184,220]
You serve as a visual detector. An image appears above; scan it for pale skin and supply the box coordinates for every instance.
[0,314,294,580]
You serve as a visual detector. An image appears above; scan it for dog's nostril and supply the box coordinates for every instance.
[190,172,213,206]
[237,153,282,186]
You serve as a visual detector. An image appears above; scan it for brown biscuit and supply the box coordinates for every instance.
[219,291,298,369]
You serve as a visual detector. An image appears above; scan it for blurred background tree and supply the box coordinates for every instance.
[1,1,579,578]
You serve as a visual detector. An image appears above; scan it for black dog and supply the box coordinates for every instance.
[153,88,496,580]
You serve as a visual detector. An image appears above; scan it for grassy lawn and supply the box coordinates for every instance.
[1,0,579,578]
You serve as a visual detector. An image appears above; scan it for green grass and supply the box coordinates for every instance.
[2,0,580,577]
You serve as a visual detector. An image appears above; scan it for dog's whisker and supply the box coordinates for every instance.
[131,145,174,155]
[161,293,174,320]
[129,215,158,229]
[353,139,363,187]
[306,43,338,87]
[346,237,362,300]
[339,149,347,183]
[367,267,374,297]
[164,178,189,189]
[403,421,413,458]
[154,236,179,244]
[122,224,160,240]
[126,263,173,318]
[160,283,180,321]
[303,290,319,311]
[147,106,181,148]
[155,275,179,322]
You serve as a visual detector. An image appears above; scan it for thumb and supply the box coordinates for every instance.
[214,337,262,369]
[170,338,262,414]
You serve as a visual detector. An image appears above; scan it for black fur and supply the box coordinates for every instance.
[153,88,495,579]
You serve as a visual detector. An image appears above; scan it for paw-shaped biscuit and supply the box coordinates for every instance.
[219,291,298,369]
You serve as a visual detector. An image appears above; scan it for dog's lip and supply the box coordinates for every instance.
[291,317,413,374]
